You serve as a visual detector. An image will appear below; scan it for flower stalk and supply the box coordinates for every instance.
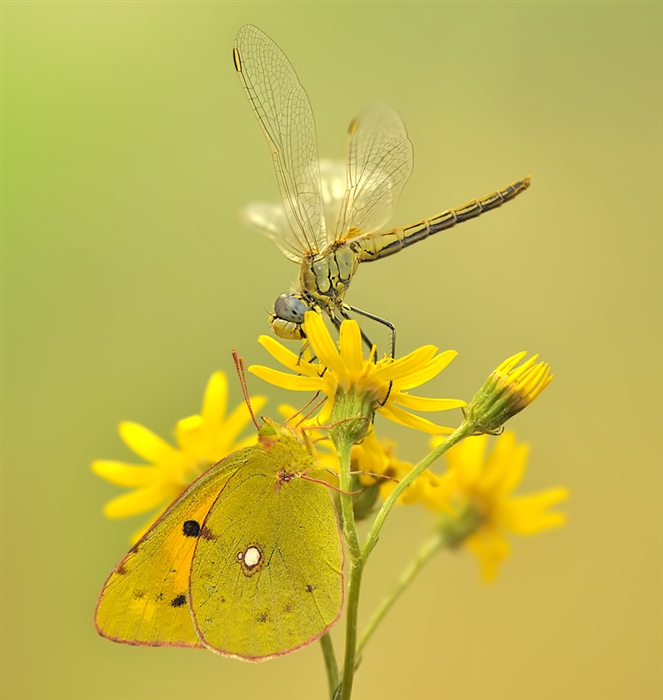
[330,396,369,700]
[319,633,340,699]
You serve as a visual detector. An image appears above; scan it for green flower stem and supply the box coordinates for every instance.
[335,435,363,700]
[357,531,445,658]
[319,632,340,699]
[363,422,473,562]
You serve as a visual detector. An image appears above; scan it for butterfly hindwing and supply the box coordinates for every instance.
[190,442,344,660]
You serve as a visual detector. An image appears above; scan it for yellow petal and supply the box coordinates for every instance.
[92,460,161,488]
[119,422,181,466]
[445,435,488,486]
[395,350,458,390]
[480,432,529,497]
[248,365,325,392]
[393,393,466,412]
[174,414,204,454]
[339,320,365,376]
[317,400,333,426]
[371,345,438,384]
[277,404,301,421]
[225,395,267,437]
[258,335,321,378]
[201,371,228,428]
[497,351,528,374]
[103,486,173,519]
[466,527,511,582]
[209,396,267,455]
[378,403,455,435]
[418,472,455,511]
[304,312,346,377]
[496,488,569,534]
[352,428,388,476]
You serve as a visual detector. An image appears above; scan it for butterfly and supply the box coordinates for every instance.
[95,418,344,661]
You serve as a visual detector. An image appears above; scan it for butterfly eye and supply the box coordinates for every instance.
[259,424,277,438]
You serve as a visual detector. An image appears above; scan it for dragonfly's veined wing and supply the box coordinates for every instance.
[234,25,327,261]
[241,161,346,262]
[335,103,414,241]
[318,160,347,236]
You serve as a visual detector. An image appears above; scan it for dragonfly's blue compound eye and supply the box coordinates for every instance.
[273,294,307,324]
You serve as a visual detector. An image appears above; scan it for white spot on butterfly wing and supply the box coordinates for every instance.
[237,545,262,571]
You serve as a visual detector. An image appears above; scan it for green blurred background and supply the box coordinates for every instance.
[3,3,661,699]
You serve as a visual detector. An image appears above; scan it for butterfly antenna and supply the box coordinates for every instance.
[232,350,260,431]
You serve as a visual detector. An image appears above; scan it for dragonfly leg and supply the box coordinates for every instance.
[378,380,393,407]
[345,304,396,358]
[297,340,312,365]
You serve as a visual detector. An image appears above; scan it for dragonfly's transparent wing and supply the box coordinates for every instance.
[240,161,345,262]
[319,160,347,235]
[335,103,414,240]
[240,203,304,263]
[234,25,326,257]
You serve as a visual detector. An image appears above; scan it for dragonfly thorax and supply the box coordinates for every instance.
[300,244,359,305]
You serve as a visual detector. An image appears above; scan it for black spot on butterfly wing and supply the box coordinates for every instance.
[182,520,201,538]
[171,594,187,608]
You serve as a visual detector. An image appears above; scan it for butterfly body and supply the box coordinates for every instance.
[95,420,344,661]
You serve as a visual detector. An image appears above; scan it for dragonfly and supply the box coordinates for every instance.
[233,25,530,356]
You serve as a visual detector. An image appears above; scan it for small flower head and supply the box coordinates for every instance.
[249,311,465,438]
[92,372,265,542]
[353,428,443,507]
[428,431,568,581]
[465,351,553,434]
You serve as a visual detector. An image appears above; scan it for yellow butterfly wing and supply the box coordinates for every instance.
[190,430,344,660]
[95,449,251,647]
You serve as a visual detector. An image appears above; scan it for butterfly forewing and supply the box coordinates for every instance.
[190,458,344,660]
[95,453,248,647]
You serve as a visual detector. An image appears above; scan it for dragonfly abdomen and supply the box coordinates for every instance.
[354,176,531,262]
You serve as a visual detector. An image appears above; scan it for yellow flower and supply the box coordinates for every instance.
[250,311,465,435]
[353,428,443,506]
[92,372,266,543]
[465,351,554,434]
[429,432,568,581]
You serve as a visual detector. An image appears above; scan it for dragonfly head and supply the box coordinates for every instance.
[270,293,308,340]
